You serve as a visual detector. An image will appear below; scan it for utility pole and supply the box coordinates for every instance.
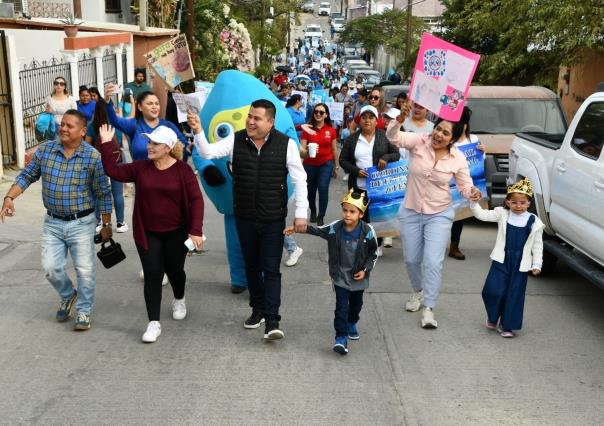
[286,0,291,53]
[405,0,412,61]
[260,0,266,63]
[140,0,147,31]
[186,0,195,62]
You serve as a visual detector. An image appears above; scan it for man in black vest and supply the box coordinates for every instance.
[190,99,308,340]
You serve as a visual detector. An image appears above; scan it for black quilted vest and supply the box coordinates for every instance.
[232,128,289,221]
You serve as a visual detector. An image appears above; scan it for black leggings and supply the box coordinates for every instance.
[136,228,188,321]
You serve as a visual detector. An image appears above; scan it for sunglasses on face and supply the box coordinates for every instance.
[54,81,66,86]
[368,95,380,101]
[314,110,326,116]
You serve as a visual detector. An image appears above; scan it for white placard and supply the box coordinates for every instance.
[173,91,209,123]
[325,101,344,122]
[291,90,308,110]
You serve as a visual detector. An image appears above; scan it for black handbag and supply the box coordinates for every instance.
[97,238,126,269]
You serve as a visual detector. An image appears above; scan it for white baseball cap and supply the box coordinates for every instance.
[142,126,178,149]
[359,105,379,118]
[384,107,401,119]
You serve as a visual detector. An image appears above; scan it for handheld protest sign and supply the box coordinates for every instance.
[409,33,480,121]
[144,34,195,90]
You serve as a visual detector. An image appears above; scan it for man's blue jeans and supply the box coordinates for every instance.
[41,213,97,314]
[304,160,334,217]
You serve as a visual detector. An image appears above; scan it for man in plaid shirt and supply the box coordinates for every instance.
[1,110,112,331]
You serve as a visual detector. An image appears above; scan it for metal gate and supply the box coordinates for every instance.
[0,30,15,166]
[19,57,72,150]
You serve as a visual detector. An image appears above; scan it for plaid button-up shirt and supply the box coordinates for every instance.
[15,140,112,217]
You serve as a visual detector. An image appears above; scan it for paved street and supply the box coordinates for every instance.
[1,169,604,425]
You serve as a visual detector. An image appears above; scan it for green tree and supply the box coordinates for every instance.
[439,0,604,86]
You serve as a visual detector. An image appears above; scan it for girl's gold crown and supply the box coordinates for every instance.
[341,189,369,212]
[507,178,533,197]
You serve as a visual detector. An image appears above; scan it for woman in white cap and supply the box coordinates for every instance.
[98,124,204,343]
[339,104,400,256]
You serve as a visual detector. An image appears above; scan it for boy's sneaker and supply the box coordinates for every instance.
[74,312,91,331]
[383,237,393,248]
[348,323,360,340]
[421,307,438,329]
[56,290,77,322]
[405,289,424,312]
[172,298,187,320]
[284,247,303,267]
[333,336,348,355]
[500,330,515,338]
[243,310,265,329]
[116,222,129,233]
[264,322,284,340]
[142,321,161,343]
[376,247,383,257]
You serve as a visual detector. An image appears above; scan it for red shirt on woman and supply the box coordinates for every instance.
[302,125,337,166]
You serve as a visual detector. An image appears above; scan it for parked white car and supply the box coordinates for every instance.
[319,2,331,16]
[508,92,604,288]
[331,18,345,32]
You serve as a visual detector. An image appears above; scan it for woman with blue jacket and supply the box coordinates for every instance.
[104,85,187,160]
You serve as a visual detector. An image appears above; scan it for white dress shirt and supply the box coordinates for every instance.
[194,129,309,219]
[354,133,375,189]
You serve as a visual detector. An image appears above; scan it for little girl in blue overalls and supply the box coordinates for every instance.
[470,178,545,337]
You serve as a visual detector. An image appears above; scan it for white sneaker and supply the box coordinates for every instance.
[285,247,303,267]
[172,298,187,320]
[139,270,169,286]
[376,247,383,257]
[421,307,438,328]
[95,222,103,233]
[142,321,161,343]
[405,289,424,312]
[116,222,129,233]
[383,237,393,248]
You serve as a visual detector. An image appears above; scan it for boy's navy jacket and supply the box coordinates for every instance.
[306,220,379,288]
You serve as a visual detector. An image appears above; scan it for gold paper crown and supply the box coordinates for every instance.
[341,189,369,212]
[507,178,533,197]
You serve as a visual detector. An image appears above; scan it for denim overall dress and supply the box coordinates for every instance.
[482,215,535,331]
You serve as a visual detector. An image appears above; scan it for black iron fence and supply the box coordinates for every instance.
[19,58,71,150]
[103,49,118,85]
[78,52,97,89]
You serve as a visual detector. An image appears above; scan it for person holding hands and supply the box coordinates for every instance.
[97,124,204,343]
[470,178,544,338]
[189,100,308,341]
[1,110,112,331]
[386,101,482,328]
[285,189,378,355]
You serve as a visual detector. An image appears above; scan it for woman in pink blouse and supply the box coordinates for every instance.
[386,103,482,329]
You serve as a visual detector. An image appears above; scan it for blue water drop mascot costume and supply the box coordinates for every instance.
[191,70,300,292]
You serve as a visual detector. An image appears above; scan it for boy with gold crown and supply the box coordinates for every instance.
[285,189,379,354]
[470,178,545,338]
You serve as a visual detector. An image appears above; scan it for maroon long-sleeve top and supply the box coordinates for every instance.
[100,143,204,251]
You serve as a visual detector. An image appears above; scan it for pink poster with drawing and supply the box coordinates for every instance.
[409,33,480,121]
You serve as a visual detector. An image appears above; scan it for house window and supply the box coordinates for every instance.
[105,0,121,13]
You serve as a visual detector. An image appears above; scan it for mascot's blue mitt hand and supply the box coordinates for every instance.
[203,165,226,187]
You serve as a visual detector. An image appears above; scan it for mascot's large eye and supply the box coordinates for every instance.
[214,122,235,141]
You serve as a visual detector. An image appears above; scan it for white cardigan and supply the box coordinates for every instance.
[470,204,545,272]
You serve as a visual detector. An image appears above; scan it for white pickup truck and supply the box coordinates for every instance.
[508,92,604,288]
